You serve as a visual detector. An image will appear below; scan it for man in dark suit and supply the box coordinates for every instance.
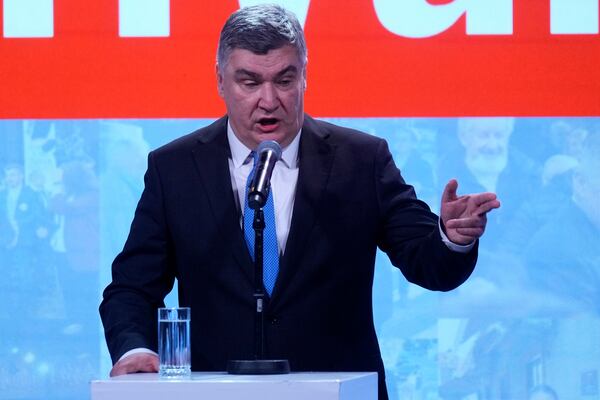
[100,5,500,399]
[0,164,53,262]
[0,163,54,326]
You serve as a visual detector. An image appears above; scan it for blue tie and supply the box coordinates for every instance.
[244,152,279,296]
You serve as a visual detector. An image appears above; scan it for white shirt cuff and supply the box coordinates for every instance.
[118,347,158,362]
[438,218,475,253]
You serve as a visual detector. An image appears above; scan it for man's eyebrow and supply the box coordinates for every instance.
[275,65,298,78]
[234,69,261,79]
[234,65,299,80]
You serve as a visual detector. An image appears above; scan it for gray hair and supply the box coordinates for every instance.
[217,4,307,67]
[458,117,515,137]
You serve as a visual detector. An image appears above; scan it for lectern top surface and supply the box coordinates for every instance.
[95,371,376,383]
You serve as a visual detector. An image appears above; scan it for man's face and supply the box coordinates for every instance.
[459,118,513,175]
[217,45,306,149]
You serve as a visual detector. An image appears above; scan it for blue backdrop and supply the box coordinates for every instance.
[0,117,598,399]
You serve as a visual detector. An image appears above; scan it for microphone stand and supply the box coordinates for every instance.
[227,207,290,374]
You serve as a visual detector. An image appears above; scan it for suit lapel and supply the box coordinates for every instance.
[190,117,255,284]
[271,116,335,305]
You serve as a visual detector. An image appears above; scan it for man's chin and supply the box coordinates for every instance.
[252,130,297,147]
[249,132,279,144]
[469,156,508,175]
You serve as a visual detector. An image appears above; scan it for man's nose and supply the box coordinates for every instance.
[258,83,279,112]
[488,136,506,152]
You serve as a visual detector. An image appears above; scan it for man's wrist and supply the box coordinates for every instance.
[438,218,475,253]
[118,347,158,362]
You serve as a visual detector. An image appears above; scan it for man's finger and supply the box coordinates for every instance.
[110,354,159,377]
[446,231,473,245]
[455,227,485,238]
[111,359,157,376]
[470,192,498,206]
[445,217,486,229]
[441,179,459,204]
[110,363,129,377]
[474,199,501,216]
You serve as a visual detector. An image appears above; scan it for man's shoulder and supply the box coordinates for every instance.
[151,117,227,157]
[304,116,385,149]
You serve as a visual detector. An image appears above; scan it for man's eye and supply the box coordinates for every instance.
[242,81,259,87]
[278,79,292,86]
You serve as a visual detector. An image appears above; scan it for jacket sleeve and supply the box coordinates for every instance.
[99,151,176,364]
[374,139,478,292]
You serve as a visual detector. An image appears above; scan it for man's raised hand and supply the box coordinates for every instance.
[440,179,501,245]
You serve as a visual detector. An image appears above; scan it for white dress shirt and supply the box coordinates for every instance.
[227,121,300,255]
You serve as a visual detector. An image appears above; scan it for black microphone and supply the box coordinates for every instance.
[248,140,282,210]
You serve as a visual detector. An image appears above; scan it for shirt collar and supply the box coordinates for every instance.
[227,120,301,169]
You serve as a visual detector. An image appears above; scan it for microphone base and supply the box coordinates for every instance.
[227,359,290,375]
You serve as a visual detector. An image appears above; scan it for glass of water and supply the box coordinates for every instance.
[158,307,191,378]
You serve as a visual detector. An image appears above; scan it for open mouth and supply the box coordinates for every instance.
[258,118,279,126]
[257,118,280,133]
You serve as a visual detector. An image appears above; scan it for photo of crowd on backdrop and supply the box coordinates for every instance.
[1,116,598,399]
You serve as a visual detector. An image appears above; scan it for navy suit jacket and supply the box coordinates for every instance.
[100,115,477,399]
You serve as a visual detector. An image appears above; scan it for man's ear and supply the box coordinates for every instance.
[302,64,307,91]
[216,63,224,98]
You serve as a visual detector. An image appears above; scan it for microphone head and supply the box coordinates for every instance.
[248,193,266,210]
[256,140,282,160]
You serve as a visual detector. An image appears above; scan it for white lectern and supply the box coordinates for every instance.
[91,372,377,400]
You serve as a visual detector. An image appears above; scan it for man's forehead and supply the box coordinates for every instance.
[224,46,303,70]
[466,123,513,139]
[234,65,298,78]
